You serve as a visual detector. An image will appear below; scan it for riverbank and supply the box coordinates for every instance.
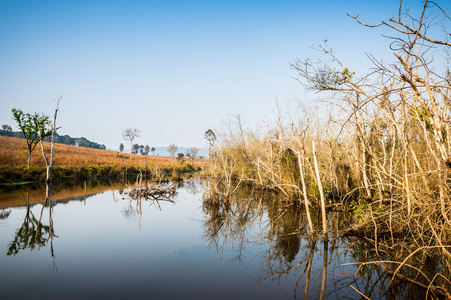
[0,136,206,184]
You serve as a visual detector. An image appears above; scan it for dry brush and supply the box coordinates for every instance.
[205,0,451,294]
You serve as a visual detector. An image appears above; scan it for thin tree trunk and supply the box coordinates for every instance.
[297,150,314,237]
[402,95,411,217]
[38,99,60,183]
[312,140,328,239]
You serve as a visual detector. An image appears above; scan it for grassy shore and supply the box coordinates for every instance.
[0,136,206,183]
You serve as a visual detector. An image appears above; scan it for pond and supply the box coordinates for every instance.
[0,179,427,299]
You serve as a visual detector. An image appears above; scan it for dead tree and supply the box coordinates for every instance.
[122,128,140,161]
[167,144,178,167]
[185,147,199,165]
[37,97,61,183]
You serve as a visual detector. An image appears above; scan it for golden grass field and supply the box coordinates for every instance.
[0,136,206,182]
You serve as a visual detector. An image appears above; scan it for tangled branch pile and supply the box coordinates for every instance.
[127,186,176,202]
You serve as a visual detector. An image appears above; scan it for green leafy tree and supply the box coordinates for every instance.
[204,129,216,154]
[119,143,124,152]
[151,147,156,156]
[2,124,12,136]
[132,143,140,154]
[77,137,105,149]
[78,137,89,147]
[144,144,150,156]
[62,135,75,145]
[12,108,51,169]
[177,152,185,163]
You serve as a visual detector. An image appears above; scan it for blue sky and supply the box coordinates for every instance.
[0,0,434,150]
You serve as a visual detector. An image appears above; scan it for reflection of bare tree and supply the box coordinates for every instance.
[202,188,264,261]
[124,183,177,230]
[201,182,451,298]
[258,203,395,299]
[264,239,317,299]
[203,184,367,298]
[173,180,185,189]
[302,240,315,300]
[265,201,303,263]
[346,241,451,299]
[256,200,308,295]
[7,186,57,270]
[200,184,380,298]
[45,184,58,271]
[319,240,328,300]
[123,196,143,230]
[122,201,140,218]
[185,179,200,194]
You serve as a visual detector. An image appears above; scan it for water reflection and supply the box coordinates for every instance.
[0,209,11,220]
[202,187,313,278]
[202,187,263,261]
[123,181,178,230]
[2,179,449,299]
[201,184,449,299]
[257,199,331,299]
[185,179,200,194]
[0,179,127,209]
[7,184,57,271]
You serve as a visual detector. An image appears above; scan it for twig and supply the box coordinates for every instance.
[350,285,371,300]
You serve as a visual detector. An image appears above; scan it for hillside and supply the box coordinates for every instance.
[0,136,206,183]
[0,129,106,150]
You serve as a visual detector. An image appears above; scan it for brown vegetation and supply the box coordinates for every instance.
[0,135,167,168]
[206,1,451,296]
[0,136,206,183]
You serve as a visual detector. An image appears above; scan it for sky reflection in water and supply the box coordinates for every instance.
[0,180,393,299]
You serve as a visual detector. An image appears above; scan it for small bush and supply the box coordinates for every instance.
[349,199,385,224]
[184,164,194,172]
[87,165,99,176]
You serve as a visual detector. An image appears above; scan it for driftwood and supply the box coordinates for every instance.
[127,186,176,203]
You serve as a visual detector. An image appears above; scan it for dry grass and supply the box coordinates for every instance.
[204,2,451,294]
[0,135,207,168]
[0,136,207,182]
[1,136,164,168]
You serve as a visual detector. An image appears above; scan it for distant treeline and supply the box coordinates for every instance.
[0,130,106,150]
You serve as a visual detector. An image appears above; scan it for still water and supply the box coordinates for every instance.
[0,180,416,299]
